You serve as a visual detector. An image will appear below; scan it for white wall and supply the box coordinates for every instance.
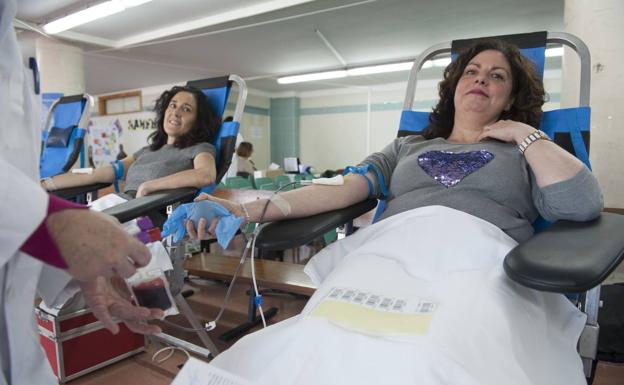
[300,91,369,172]
[563,0,624,208]
[36,38,85,95]
[225,92,271,170]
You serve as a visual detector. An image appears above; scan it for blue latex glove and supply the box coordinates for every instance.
[162,200,244,249]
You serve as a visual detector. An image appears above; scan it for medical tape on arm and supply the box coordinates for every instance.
[110,160,124,193]
[343,164,388,199]
[269,194,291,217]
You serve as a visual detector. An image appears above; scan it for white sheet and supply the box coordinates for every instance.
[208,206,587,385]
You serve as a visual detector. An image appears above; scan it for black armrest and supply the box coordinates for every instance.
[254,199,378,250]
[102,187,197,223]
[504,212,624,293]
[52,183,112,200]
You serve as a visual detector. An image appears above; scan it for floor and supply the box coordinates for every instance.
[66,241,624,385]
[71,277,309,385]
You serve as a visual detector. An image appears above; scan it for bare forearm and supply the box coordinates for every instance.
[146,168,214,192]
[46,165,114,190]
[522,140,584,187]
[244,174,370,222]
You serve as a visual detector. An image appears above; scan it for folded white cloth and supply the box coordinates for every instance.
[209,206,587,385]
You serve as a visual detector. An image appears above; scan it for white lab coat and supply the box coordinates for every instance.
[0,1,69,383]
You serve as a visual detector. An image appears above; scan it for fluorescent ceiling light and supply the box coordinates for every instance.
[421,57,452,69]
[277,56,454,85]
[545,47,564,57]
[43,0,153,35]
[278,70,348,84]
[120,0,153,5]
[346,62,413,76]
[277,47,561,86]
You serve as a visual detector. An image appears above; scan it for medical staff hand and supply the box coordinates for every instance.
[80,276,164,335]
[186,193,245,240]
[477,119,534,144]
[46,209,151,281]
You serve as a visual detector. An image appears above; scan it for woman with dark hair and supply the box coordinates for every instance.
[194,38,601,245]
[186,39,603,384]
[235,141,257,176]
[43,85,220,197]
[426,39,545,138]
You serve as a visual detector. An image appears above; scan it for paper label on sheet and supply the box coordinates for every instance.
[310,287,436,336]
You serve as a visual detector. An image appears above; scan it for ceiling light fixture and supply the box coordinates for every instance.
[277,57,450,85]
[545,47,564,57]
[346,62,413,76]
[43,0,153,35]
[277,70,348,84]
[277,47,564,85]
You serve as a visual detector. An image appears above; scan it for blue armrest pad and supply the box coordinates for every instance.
[45,125,76,148]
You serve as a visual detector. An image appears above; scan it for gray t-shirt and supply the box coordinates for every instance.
[361,135,603,242]
[124,142,216,193]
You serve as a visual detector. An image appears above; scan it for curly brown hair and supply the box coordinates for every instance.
[424,39,546,139]
[149,85,220,151]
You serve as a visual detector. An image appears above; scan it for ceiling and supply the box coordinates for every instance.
[15,0,565,95]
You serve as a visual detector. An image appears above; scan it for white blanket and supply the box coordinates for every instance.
[209,206,587,385]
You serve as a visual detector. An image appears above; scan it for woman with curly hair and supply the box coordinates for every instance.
[187,39,603,385]
[195,38,601,243]
[43,85,220,197]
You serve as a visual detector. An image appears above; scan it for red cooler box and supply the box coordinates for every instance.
[36,306,145,382]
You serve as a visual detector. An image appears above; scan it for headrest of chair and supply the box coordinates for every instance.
[186,76,232,119]
[52,94,87,129]
[451,31,547,79]
[45,125,77,148]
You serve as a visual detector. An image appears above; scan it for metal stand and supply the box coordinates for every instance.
[153,293,219,358]
[219,282,278,341]
[154,215,220,358]
[580,285,601,380]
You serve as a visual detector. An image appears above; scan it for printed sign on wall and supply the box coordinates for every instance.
[88,118,123,165]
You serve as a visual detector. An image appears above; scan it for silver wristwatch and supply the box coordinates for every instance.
[518,130,551,154]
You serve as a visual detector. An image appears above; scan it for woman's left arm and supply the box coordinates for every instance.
[136,152,216,197]
[478,119,584,187]
[479,120,603,221]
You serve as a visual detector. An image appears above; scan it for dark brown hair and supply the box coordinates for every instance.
[149,85,220,150]
[424,39,546,139]
[236,142,253,158]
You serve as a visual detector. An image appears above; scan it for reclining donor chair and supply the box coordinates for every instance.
[40,93,99,202]
[254,32,624,383]
[50,75,248,359]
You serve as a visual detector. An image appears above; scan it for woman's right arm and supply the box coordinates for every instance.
[43,156,135,191]
[246,173,372,222]
[189,173,373,240]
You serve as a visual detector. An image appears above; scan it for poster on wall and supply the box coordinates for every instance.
[88,118,123,166]
[86,110,157,166]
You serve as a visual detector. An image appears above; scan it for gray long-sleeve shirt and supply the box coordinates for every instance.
[124,142,216,193]
[360,136,603,242]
